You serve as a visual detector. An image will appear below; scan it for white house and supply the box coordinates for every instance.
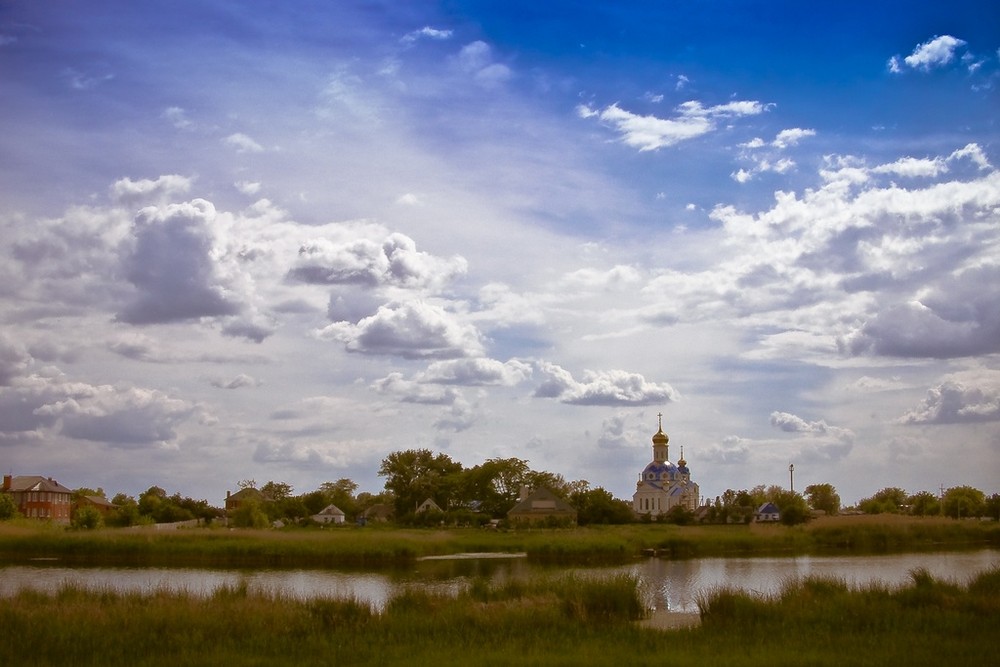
[312,504,346,524]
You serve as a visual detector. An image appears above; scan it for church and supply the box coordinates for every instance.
[632,413,699,517]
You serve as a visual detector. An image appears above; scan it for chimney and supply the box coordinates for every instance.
[2,475,11,491]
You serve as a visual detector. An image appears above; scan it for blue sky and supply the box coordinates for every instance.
[1,1,998,507]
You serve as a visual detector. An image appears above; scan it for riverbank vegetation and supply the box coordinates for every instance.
[1,514,997,568]
[1,566,996,666]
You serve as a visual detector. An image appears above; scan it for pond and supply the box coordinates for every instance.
[2,549,996,615]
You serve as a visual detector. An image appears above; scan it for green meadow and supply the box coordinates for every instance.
[1,514,997,567]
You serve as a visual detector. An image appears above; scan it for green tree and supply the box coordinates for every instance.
[230,499,269,528]
[0,493,19,520]
[261,481,294,501]
[71,505,103,530]
[942,486,985,519]
[462,458,531,517]
[569,485,634,525]
[985,493,1000,522]
[315,478,359,518]
[804,483,841,515]
[378,449,464,517]
[106,493,142,527]
[858,487,907,514]
[771,490,811,525]
[907,491,940,517]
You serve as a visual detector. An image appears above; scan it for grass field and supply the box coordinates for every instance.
[1,514,996,568]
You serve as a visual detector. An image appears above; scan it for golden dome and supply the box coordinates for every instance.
[652,411,669,444]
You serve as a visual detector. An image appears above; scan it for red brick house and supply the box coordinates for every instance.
[2,474,74,522]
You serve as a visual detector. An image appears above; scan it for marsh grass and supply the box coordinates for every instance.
[2,567,997,666]
[0,515,996,569]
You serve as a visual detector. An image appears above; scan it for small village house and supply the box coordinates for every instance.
[312,503,346,525]
[755,502,781,522]
[507,487,577,526]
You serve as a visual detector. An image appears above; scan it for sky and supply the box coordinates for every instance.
[1,1,998,507]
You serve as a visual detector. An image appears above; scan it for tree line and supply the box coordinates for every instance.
[2,450,996,529]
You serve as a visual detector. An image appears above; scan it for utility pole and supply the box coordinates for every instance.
[789,463,794,492]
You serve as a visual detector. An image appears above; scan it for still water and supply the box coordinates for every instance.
[2,549,996,614]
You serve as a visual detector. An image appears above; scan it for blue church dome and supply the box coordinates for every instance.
[642,460,677,482]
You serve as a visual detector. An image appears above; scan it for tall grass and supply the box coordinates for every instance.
[0,515,996,569]
[2,567,997,666]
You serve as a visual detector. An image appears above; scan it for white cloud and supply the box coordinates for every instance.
[534,361,679,406]
[772,128,816,149]
[224,132,265,153]
[401,26,453,44]
[111,174,192,205]
[580,98,767,152]
[317,300,484,359]
[371,372,461,404]
[235,181,262,195]
[770,411,855,442]
[899,371,1000,424]
[417,357,532,386]
[902,35,967,71]
[289,232,467,291]
[33,382,200,447]
[117,199,245,326]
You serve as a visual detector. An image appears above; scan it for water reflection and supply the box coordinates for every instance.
[2,549,996,615]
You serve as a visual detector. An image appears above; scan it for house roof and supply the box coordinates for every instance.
[81,495,117,509]
[315,504,345,517]
[757,502,780,514]
[227,487,266,502]
[507,487,576,517]
[416,497,443,513]
[4,475,73,494]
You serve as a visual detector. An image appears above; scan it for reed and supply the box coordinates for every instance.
[1,566,996,666]
[0,515,996,569]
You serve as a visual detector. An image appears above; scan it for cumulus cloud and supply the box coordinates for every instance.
[534,361,678,406]
[772,128,816,149]
[841,265,1000,358]
[371,372,461,404]
[900,35,968,71]
[692,144,1000,361]
[317,300,484,359]
[770,411,855,442]
[289,232,467,291]
[578,98,767,151]
[32,382,200,447]
[733,128,814,182]
[111,174,192,206]
[417,357,532,386]
[117,199,244,326]
[899,372,1000,424]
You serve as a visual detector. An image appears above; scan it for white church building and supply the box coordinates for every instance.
[633,414,699,517]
